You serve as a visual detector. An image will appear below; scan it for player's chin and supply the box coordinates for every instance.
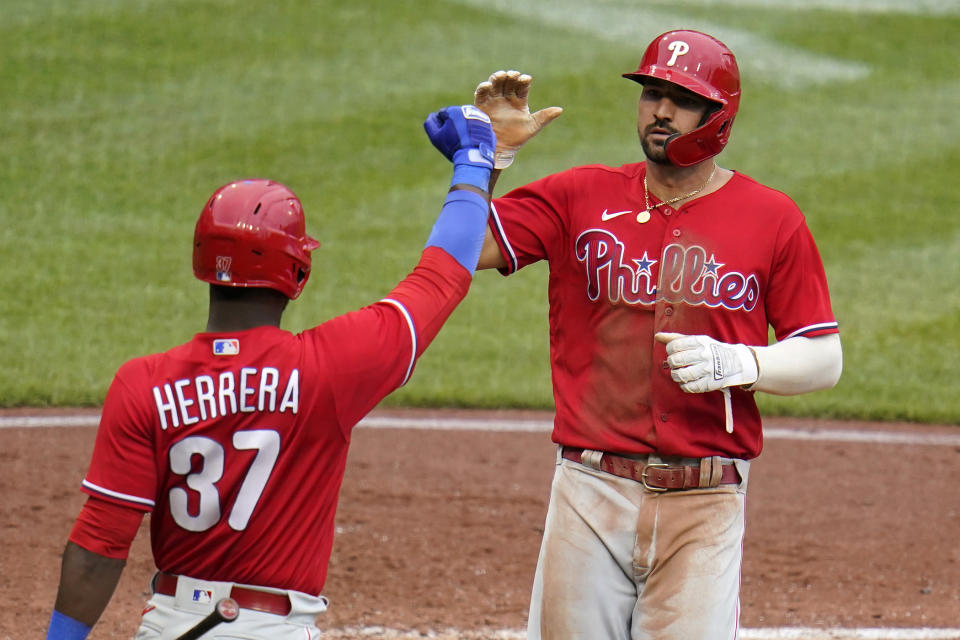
[640,137,669,165]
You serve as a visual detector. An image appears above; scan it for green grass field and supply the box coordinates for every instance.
[1,0,958,423]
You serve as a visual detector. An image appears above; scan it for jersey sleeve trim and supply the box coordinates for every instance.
[81,478,155,509]
[379,297,417,386]
[489,202,519,274]
[784,321,839,339]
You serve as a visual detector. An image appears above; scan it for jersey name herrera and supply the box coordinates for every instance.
[575,229,760,311]
[152,367,300,430]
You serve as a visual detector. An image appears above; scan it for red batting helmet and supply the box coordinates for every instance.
[193,179,320,300]
[623,30,741,167]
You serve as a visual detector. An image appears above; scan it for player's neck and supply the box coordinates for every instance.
[646,160,713,191]
[645,160,728,202]
[205,287,288,332]
[205,310,284,333]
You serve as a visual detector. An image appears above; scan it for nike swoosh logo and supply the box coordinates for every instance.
[601,209,633,221]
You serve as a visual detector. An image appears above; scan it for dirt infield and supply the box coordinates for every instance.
[3,407,959,639]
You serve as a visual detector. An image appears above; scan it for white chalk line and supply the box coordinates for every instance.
[4,412,959,448]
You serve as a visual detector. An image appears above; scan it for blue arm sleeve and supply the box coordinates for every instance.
[424,189,490,275]
[47,611,91,640]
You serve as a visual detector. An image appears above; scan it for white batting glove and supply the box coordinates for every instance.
[655,332,759,394]
[473,70,564,169]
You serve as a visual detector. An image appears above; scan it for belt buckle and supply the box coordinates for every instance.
[641,463,670,492]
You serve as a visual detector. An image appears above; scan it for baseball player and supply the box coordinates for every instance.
[45,104,496,640]
[471,31,842,639]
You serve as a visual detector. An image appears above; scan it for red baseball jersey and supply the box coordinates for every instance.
[79,247,468,595]
[489,162,838,460]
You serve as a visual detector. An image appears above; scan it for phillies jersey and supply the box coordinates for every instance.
[489,162,837,460]
[79,247,467,596]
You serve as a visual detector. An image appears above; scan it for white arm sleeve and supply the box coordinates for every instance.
[749,333,842,396]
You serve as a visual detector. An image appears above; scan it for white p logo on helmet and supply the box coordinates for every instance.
[666,40,690,67]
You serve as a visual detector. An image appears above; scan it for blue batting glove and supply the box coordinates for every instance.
[424,105,496,164]
[424,105,496,190]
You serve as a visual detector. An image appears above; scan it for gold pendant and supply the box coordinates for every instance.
[636,210,651,224]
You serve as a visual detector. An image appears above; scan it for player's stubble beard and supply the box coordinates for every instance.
[639,118,677,165]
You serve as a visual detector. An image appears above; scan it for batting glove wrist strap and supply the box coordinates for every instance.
[451,147,493,191]
[493,149,517,170]
[47,611,91,640]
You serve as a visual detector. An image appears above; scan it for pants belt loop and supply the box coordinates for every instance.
[699,456,723,488]
[580,449,603,470]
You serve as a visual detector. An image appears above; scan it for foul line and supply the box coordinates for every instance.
[1,412,959,448]
[359,416,960,447]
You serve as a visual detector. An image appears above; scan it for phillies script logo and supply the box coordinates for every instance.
[575,229,759,311]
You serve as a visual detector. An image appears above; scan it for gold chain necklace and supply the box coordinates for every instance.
[638,165,717,223]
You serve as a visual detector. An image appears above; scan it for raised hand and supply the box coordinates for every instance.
[473,70,563,169]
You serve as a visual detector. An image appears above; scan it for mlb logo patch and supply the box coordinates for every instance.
[192,589,213,604]
[213,339,240,356]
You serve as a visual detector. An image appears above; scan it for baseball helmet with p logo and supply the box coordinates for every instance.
[623,30,741,167]
[193,179,320,299]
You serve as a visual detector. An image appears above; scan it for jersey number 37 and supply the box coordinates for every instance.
[168,430,280,532]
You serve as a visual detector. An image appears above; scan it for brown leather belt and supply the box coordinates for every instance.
[561,446,740,491]
[153,572,292,616]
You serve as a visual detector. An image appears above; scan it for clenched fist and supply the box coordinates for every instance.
[655,332,759,394]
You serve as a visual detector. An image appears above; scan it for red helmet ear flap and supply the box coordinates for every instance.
[665,108,735,167]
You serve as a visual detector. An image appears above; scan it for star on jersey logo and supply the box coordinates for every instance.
[633,251,657,275]
[600,208,633,221]
[703,254,724,276]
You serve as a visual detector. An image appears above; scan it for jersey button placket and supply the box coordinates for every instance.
[655,223,681,336]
